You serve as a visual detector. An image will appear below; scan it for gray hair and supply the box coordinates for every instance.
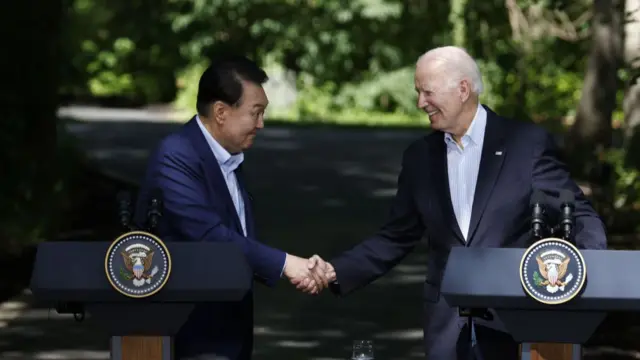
[417,46,484,95]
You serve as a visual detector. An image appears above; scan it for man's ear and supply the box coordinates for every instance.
[212,101,227,125]
[459,79,471,103]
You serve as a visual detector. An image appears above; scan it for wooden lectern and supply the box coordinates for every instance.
[29,241,252,360]
[519,343,579,360]
[440,247,640,360]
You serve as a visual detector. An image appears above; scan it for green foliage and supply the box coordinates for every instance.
[0,125,83,254]
[337,67,419,114]
[590,146,640,234]
[603,149,640,212]
[526,66,584,121]
[7,0,638,256]
[62,0,596,127]
[62,0,183,102]
[269,82,427,127]
[86,38,137,97]
[120,267,133,281]
[174,60,210,114]
[533,271,544,287]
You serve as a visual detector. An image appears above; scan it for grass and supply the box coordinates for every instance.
[172,100,577,133]
[262,111,575,136]
[165,106,431,129]
[266,108,430,127]
[171,106,575,135]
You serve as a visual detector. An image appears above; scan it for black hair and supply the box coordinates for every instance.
[196,55,268,116]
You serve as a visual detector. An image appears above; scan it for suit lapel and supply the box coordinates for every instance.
[467,108,507,244]
[427,134,465,243]
[183,117,244,234]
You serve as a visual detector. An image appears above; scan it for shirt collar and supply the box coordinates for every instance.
[196,115,244,172]
[444,103,487,148]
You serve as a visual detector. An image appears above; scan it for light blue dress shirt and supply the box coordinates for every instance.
[196,115,247,236]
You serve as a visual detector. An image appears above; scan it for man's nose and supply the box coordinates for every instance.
[417,93,428,108]
[256,115,265,129]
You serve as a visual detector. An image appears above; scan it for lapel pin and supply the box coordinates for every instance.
[495,151,503,156]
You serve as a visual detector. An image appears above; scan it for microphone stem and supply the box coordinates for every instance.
[121,216,129,231]
[563,224,572,241]
[119,208,131,231]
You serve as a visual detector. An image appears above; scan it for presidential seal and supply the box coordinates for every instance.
[105,231,171,298]
[519,237,586,305]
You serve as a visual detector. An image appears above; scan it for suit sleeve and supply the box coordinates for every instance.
[329,149,426,296]
[531,130,607,249]
[155,143,286,286]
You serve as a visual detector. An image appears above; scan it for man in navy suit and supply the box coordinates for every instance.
[135,55,325,360]
[306,46,607,359]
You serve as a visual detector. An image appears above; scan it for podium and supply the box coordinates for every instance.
[441,247,640,360]
[29,241,252,360]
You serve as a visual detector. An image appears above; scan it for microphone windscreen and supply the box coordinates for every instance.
[559,189,575,204]
[530,189,546,206]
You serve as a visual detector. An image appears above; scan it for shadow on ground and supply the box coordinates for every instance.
[0,119,638,359]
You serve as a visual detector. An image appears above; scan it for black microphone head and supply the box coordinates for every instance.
[147,189,163,230]
[559,190,575,205]
[117,191,131,204]
[116,191,132,230]
[530,189,546,206]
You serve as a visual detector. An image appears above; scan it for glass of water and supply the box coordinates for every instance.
[352,340,374,360]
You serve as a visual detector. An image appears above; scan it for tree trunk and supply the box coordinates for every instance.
[623,0,640,67]
[567,0,625,183]
[449,0,467,47]
[622,0,640,168]
[624,79,640,168]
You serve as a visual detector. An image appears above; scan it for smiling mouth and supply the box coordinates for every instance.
[427,110,439,116]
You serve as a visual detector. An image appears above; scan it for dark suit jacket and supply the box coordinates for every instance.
[329,106,606,359]
[134,117,286,360]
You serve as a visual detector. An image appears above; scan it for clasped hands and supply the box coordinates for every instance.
[283,254,336,294]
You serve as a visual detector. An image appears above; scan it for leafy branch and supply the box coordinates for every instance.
[533,271,544,286]
[119,267,133,281]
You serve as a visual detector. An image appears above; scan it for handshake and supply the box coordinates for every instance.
[283,254,336,294]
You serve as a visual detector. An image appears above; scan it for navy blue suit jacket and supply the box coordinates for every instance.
[134,117,286,360]
[329,106,607,359]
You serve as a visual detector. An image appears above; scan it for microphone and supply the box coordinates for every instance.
[117,191,132,231]
[146,189,163,232]
[530,190,547,240]
[559,190,575,242]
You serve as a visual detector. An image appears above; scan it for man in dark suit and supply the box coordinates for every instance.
[135,55,324,360]
[306,46,607,359]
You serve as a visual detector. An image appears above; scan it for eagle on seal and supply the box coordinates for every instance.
[121,246,155,280]
[536,255,570,287]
